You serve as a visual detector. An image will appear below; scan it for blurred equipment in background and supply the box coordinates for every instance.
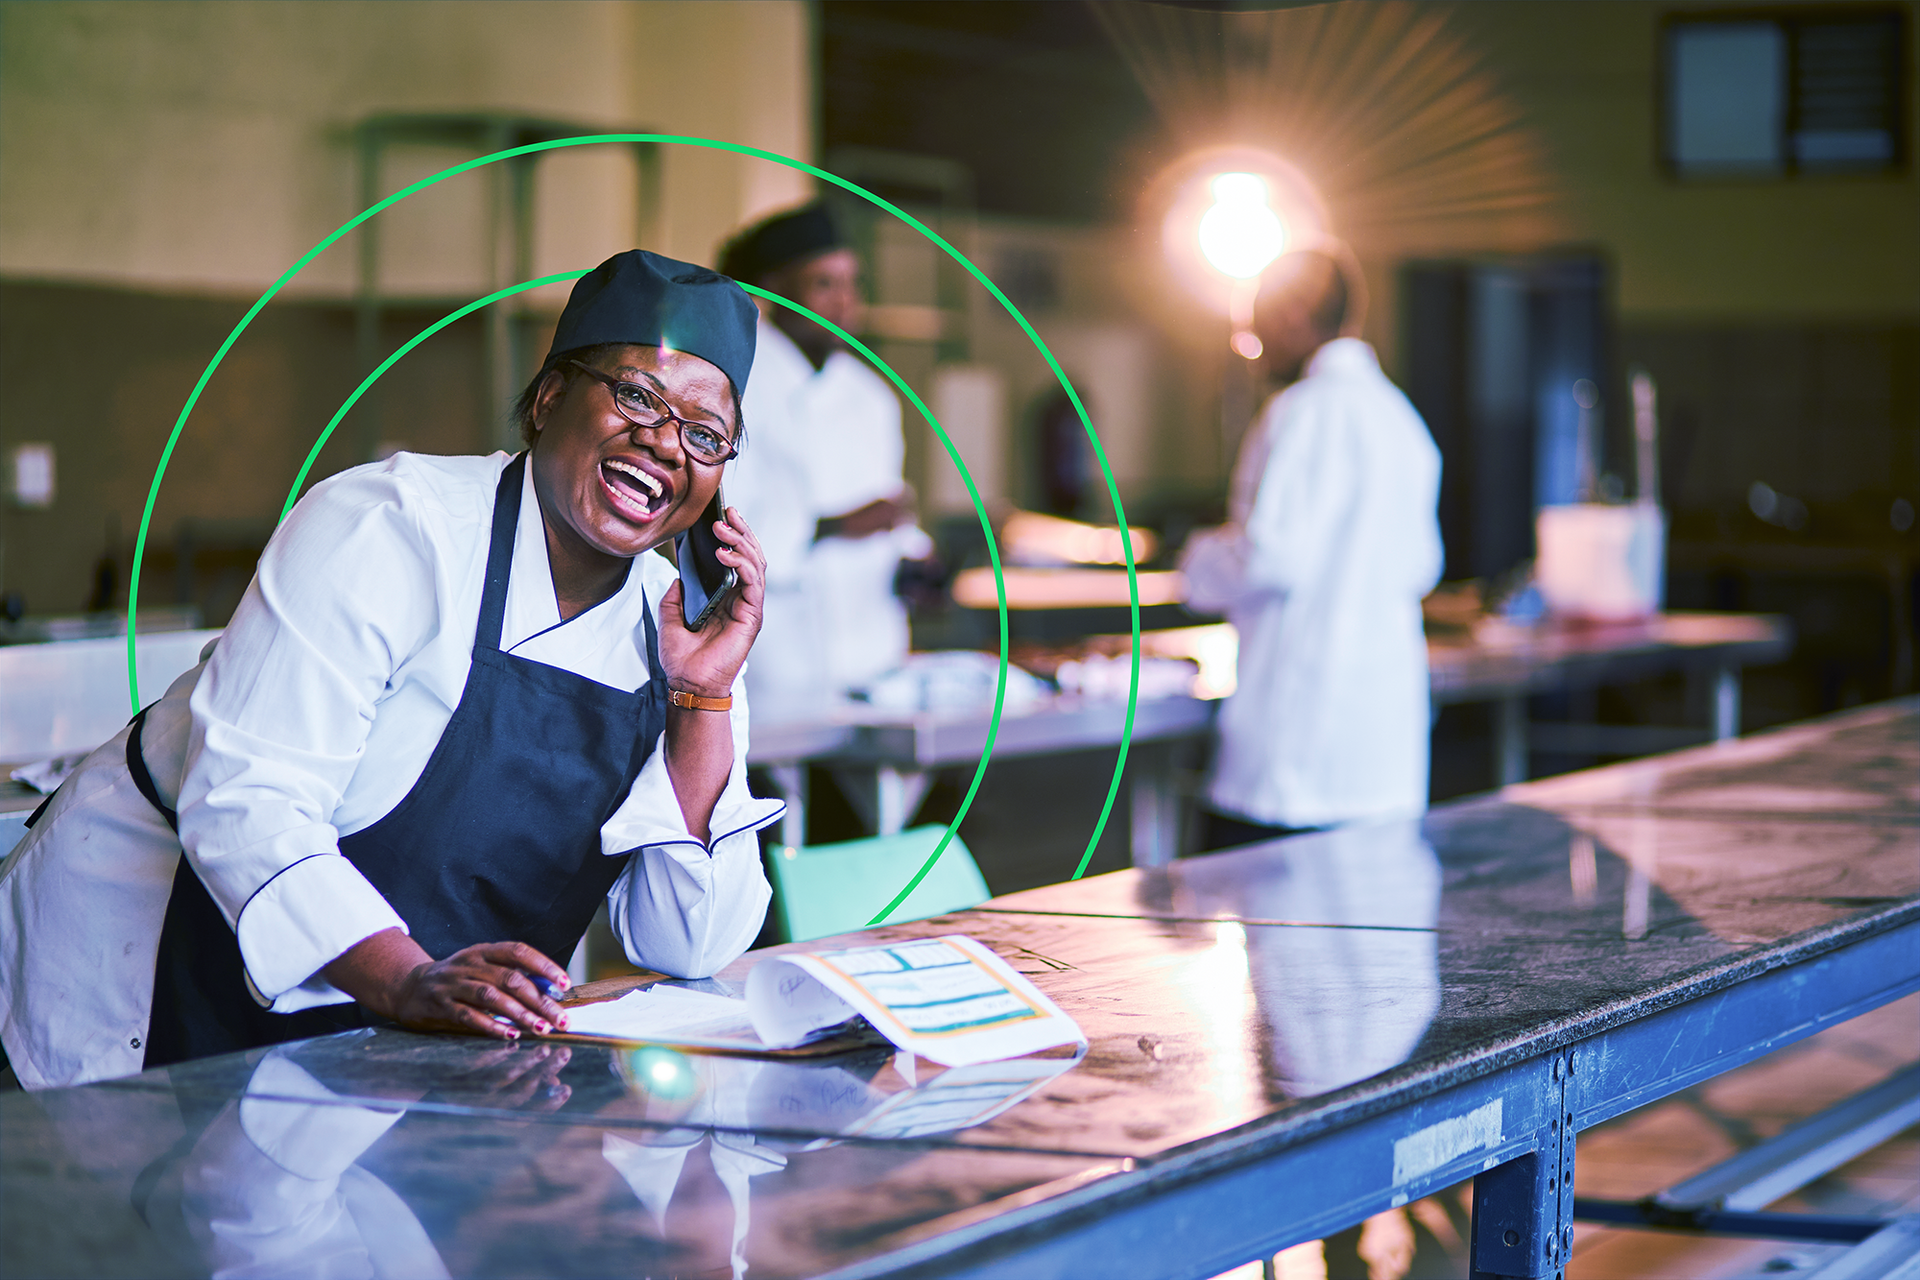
[1535,502,1667,624]
[1402,254,1613,587]
[6,444,55,510]
[1000,510,1157,569]
[948,510,1178,621]
[1535,369,1668,624]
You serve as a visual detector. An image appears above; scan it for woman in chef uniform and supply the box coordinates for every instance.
[0,250,782,1090]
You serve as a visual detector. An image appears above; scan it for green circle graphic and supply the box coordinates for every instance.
[130,133,1142,894]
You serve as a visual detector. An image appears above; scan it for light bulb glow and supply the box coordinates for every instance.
[1197,172,1288,280]
[1210,172,1268,204]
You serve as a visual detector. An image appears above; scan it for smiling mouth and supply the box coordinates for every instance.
[601,458,669,518]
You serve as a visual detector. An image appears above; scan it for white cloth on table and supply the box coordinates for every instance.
[1185,338,1443,829]
[0,451,779,1090]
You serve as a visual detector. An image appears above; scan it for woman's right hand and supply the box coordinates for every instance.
[392,941,573,1038]
[324,929,571,1040]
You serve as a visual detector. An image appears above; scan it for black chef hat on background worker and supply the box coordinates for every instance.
[545,249,758,396]
[718,203,846,285]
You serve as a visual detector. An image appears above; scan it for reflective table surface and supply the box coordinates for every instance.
[4,701,1913,1279]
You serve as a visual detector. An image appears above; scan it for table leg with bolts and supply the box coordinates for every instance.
[1713,664,1741,742]
[1496,693,1530,787]
[1470,1052,1578,1280]
[1129,751,1182,868]
[766,762,807,848]
[830,765,934,837]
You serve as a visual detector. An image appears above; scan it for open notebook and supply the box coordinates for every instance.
[552,935,1084,1068]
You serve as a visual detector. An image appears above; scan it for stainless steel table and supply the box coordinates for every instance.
[6,700,1914,1279]
[1429,610,1794,785]
[748,695,1213,861]
[748,611,1793,863]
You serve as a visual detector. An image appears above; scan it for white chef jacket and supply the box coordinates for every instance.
[727,319,928,703]
[728,317,828,719]
[1187,338,1443,828]
[0,451,780,1090]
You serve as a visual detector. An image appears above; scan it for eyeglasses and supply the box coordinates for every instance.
[560,360,738,465]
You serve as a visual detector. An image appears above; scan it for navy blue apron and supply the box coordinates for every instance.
[138,454,668,1068]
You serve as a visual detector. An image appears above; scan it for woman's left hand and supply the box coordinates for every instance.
[659,505,766,698]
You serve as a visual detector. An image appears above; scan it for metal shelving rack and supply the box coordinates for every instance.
[352,114,661,454]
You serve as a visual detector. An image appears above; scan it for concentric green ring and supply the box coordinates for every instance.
[129,134,1141,890]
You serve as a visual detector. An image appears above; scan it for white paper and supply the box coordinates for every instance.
[836,1053,1081,1139]
[745,935,1086,1068]
[560,935,1085,1070]
[561,984,764,1050]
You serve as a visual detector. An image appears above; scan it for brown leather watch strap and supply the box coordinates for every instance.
[667,688,733,712]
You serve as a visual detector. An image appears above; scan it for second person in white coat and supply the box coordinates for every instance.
[1182,249,1443,847]
[719,204,933,716]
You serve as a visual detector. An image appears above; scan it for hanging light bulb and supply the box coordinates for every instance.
[1197,173,1288,280]
[1197,173,1289,361]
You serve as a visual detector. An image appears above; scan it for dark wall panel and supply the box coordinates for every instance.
[1,280,489,621]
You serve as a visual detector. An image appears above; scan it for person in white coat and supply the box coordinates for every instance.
[0,251,782,1090]
[720,204,933,710]
[1182,249,1443,847]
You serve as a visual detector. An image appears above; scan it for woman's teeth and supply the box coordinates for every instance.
[604,459,664,509]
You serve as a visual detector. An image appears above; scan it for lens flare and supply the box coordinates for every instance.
[1197,172,1288,279]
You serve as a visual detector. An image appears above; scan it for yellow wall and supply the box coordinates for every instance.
[0,0,815,297]
[1460,0,1918,321]
[0,0,815,616]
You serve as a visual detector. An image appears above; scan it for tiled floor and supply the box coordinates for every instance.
[1212,992,1920,1280]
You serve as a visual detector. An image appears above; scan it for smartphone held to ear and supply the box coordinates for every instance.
[677,488,739,631]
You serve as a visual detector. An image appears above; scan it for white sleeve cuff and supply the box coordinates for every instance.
[233,851,408,1006]
[601,729,782,979]
[609,820,777,979]
[601,730,784,858]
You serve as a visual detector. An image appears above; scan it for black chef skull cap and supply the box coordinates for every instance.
[544,250,757,395]
[718,203,847,285]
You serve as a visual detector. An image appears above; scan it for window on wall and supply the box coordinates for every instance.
[1662,9,1907,177]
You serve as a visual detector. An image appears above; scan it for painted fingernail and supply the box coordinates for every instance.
[535,1021,551,1035]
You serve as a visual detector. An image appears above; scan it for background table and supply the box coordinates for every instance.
[747,611,1792,864]
[6,699,1913,1279]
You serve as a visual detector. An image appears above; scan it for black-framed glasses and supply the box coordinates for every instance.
[561,360,738,465]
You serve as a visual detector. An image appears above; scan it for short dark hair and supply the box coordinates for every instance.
[1307,256,1351,344]
[510,344,746,451]
[1255,249,1361,350]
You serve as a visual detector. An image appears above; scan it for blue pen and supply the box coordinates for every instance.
[492,974,563,1030]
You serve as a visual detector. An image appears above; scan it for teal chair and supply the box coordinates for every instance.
[766,824,991,943]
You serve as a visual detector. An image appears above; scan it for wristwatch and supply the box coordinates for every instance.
[668,688,733,712]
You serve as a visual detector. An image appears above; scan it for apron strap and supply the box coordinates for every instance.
[474,453,527,656]
[125,708,180,834]
[640,584,664,683]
